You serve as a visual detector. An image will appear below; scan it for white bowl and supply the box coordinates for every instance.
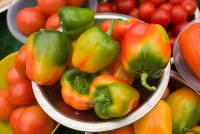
[32,13,171,133]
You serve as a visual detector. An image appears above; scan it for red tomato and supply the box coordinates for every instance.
[181,0,197,15]
[45,12,60,30]
[173,21,189,36]
[138,2,156,22]
[110,2,119,12]
[167,0,182,4]
[146,0,163,6]
[16,7,45,36]
[15,45,27,78]
[37,0,67,16]
[129,7,139,18]
[67,0,86,7]
[6,66,27,86]
[158,2,173,12]
[97,2,113,12]
[170,4,187,24]
[16,105,54,134]
[150,8,171,28]
[0,89,17,120]
[8,79,36,106]
[117,0,137,14]
[10,106,27,133]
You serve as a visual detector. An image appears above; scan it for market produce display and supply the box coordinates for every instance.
[96,0,198,51]
[1,0,200,133]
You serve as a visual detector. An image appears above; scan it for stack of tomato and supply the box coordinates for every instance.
[97,0,198,51]
[16,0,86,37]
[0,45,55,134]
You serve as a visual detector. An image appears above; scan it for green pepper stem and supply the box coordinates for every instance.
[106,19,115,36]
[141,72,156,91]
[86,95,106,108]
[182,128,200,134]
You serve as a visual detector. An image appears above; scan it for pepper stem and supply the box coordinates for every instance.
[86,95,106,108]
[141,72,156,91]
[182,128,200,134]
[106,19,115,36]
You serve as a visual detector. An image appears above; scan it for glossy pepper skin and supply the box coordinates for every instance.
[165,87,200,134]
[101,17,140,44]
[58,6,95,39]
[121,22,171,91]
[72,20,120,73]
[86,75,140,119]
[184,126,200,134]
[26,29,72,86]
[133,100,172,134]
[60,67,99,110]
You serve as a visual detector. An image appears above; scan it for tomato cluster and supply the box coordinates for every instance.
[0,45,55,134]
[97,0,198,51]
[16,0,86,36]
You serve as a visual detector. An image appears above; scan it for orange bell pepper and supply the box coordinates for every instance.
[184,126,200,134]
[133,100,172,134]
[178,22,200,80]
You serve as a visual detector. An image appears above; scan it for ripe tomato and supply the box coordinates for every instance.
[10,106,27,133]
[169,37,176,52]
[45,12,60,30]
[117,0,137,14]
[129,7,139,18]
[97,2,113,12]
[167,0,182,4]
[181,0,197,15]
[67,0,86,7]
[138,2,156,22]
[146,0,162,6]
[0,89,17,120]
[173,21,189,36]
[111,124,134,134]
[16,7,45,36]
[6,66,27,86]
[15,45,27,78]
[110,2,118,12]
[37,0,67,16]
[170,4,187,24]
[150,8,171,28]
[158,2,173,12]
[16,105,54,134]
[8,79,36,106]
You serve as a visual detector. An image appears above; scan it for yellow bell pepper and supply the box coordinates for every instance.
[133,100,172,134]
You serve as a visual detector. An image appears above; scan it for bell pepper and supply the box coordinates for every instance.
[60,67,99,110]
[165,87,200,134]
[121,22,171,91]
[183,126,200,134]
[86,74,140,119]
[178,22,200,80]
[100,54,135,85]
[58,6,95,39]
[26,29,72,86]
[133,100,172,134]
[101,17,141,44]
[72,20,120,73]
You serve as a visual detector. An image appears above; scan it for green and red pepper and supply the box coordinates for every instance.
[121,22,171,91]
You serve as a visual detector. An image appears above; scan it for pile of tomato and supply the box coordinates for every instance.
[0,45,55,134]
[96,0,198,51]
[16,0,86,36]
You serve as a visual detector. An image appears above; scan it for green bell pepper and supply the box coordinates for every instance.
[165,87,200,134]
[72,20,120,73]
[86,74,140,119]
[26,29,72,86]
[58,6,95,39]
[60,67,99,110]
